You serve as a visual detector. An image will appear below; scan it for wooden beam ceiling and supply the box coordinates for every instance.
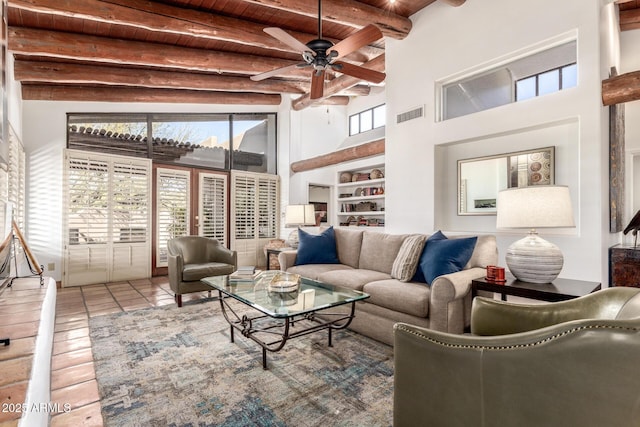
[4,0,459,107]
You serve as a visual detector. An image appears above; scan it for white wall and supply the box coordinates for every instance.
[384,0,616,283]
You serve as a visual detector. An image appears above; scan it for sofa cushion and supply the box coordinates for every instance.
[465,234,498,268]
[363,279,430,318]
[391,234,427,281]
[358,232,407,274]
[318,269,392,291]
[334,228,364,268]
[421,233,477,284]
[286,264,354,281]
[182,262,235,281]
[295,226,340,266]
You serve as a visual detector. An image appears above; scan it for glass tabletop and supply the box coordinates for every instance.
[201,270,369,318]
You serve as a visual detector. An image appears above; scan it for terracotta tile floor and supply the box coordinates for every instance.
[1,275,214,426]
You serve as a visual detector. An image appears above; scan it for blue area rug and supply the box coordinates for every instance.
[89,299,394,426]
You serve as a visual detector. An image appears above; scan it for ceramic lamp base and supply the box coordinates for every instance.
[505,231,563,284]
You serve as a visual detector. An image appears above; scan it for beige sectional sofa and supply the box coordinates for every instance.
[278,228,498,345]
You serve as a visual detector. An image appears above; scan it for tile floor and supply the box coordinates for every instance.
[0,275,214,427]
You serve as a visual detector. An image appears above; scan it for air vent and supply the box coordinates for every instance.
[396,106,424,124]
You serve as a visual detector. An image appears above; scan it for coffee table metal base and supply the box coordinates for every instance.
[217,290,357,369]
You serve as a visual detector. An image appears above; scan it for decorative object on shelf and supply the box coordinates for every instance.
[340,172,353,183]
[355,202,376,212]
[285,204,316,248]
[370,169,384,179]
[354,187,363,197]
[497,185,575,284]
[352,173,360,182]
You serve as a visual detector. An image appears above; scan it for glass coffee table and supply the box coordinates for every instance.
[202,271,369,369]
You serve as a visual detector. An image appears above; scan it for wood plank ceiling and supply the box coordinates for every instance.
[6,1,640,109]
[6,0,450,109]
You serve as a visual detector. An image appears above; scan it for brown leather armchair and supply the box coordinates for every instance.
[167,236,237,307]
[393,287,640,427]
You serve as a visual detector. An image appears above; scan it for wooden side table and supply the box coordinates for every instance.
[472,275,601,302]
[609,244,640,287]
[265,247,293,270]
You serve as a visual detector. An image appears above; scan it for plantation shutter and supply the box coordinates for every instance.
[198,172,228,244]
[231,171,279,266]
[258,176,278,239]
[111,160,151,281]
[64,150,151,286]
[156,168,190,267]
[7,129,26,230]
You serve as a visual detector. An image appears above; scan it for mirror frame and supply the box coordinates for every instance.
[457,146,555,216]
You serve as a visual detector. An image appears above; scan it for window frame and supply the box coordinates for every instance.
[515,62,577,101]
[349,104,386,137]
[67,112,278,175]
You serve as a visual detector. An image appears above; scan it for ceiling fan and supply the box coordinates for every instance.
[250,0,386,100]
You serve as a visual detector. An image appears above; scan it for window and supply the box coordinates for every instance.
[67,113,277,174]
[349,104,386,136]
[515,63,577,101]
[441,40,577,120]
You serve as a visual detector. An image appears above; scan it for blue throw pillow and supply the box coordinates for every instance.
[411,231,447,283]
[412,231,477,284]
[294,226,340,266]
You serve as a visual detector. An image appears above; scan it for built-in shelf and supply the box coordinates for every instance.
[336,165,385,227]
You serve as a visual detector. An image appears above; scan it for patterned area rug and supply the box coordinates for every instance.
[89,299,394,426]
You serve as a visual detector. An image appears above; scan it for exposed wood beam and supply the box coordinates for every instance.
[13,60,309,94]
[9,27,310,79]
[237,0,411,39]
[292,54,385,110]
[21,84,282,104]
[290,139,384,173]
[13,60,371,96]
[313,96,350,106]
[620,8,640,31]
[602,70,640,106]
[9,0,382,60]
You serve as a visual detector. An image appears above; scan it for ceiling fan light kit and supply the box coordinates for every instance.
[251,0,386,99]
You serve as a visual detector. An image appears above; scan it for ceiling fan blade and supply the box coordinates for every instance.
[333,61,385,84]
[310,70,325,99]
[251,63,305,81]
[264,27,312,55]
[329,24,382,60]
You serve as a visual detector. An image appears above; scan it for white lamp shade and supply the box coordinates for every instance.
[285,204,316,227]
[496,185,575,229]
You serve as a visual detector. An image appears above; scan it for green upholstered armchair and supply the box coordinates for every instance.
[167,236,237,307]
[393,287,640,427]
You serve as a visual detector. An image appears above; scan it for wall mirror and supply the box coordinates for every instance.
[457,146,554,215]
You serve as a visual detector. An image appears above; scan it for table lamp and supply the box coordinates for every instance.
[496,185,575,283]
[285,204,316,248]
